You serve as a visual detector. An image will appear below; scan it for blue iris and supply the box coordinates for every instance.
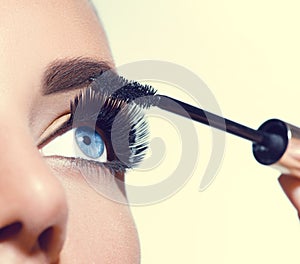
[75,126,105,159]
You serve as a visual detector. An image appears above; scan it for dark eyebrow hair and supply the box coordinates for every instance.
[42,57,112,95]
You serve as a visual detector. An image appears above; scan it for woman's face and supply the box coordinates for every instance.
[0,0,140,263]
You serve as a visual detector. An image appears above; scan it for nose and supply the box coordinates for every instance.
[0,123,68,263]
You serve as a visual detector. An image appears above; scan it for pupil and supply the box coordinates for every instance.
[83,136,91,145]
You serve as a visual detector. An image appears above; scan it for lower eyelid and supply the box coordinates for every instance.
[43,156,127,201]
[44,155,115,180]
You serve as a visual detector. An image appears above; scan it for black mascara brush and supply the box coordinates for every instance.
[92,73,300,176]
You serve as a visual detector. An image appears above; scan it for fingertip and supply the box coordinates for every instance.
[278,174,300,213]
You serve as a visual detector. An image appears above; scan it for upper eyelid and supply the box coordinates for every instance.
[37,87,107,149]
[37,113,72,148]
[37,85,93,147]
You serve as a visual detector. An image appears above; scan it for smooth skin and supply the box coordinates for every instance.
[0,0,139,263]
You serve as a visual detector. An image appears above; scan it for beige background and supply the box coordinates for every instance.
[94,1,300,263]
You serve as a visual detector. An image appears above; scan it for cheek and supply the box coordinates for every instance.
[52,166,140,263]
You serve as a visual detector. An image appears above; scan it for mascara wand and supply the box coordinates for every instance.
[94,72,300,176]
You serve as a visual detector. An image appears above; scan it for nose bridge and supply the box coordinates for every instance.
[0,122,51,200]
[0,119,68,260]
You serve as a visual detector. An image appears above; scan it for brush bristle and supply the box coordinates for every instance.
[89,71,158,108]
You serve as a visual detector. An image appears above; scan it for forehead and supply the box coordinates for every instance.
[0,0,113,140]
[0,0,112,99]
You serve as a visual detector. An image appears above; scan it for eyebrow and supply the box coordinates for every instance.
[42,57,112,95]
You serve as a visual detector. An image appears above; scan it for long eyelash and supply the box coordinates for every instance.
[70,76,151,170]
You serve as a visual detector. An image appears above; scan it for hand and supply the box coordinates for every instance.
[279,174,300,218]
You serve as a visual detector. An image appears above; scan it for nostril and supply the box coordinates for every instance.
[38,227,54,252]
[0,222,22,241]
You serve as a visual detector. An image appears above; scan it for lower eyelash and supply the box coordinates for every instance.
[67,157,128,200]
[44,156,126,191]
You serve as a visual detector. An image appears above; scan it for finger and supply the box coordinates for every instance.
[278,174,300,215]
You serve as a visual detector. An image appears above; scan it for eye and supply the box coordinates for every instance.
[40,126,107,162]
